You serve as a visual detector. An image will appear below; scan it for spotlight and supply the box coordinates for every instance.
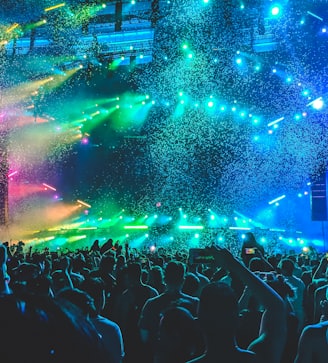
[270,5,281,17]
[312,98,324,110]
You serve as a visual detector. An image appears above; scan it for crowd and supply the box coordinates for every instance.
[0,232,327,363]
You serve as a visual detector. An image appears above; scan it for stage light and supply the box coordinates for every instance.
[307,11,323,21]
[6,23,19,33]
[8,171,18,178]
[270,5,281,17]
[312,98,324,110]
[42,183,57,191]
[236,58,242,65]
[267,116,284,127]
[77,199,91,208]
[44,3,66,12]
[124,225,148,229]
[207,101,214,108]
[268,195,286,205]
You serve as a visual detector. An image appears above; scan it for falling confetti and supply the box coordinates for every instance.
[0,0,327,244]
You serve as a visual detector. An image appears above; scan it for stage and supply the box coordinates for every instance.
[1,0,328,252]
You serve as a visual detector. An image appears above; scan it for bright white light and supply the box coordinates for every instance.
[312,98,324,110]
[271,6,280,16]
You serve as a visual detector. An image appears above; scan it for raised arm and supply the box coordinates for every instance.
[312,257,327,281]
[210,246,286,363]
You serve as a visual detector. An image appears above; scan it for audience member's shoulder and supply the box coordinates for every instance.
[142,292,161,306]
[93,315,121,331]
[303,321,328,334]
[143,283,158,295]
[181,291,200,302]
